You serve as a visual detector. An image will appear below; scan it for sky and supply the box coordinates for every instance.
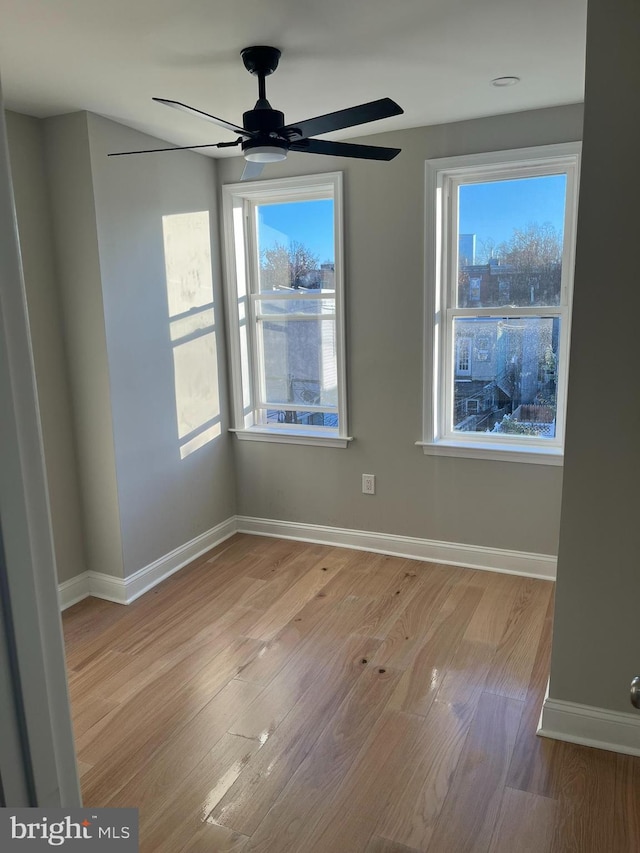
[459,174,567,254]
[255,175,566,266]
[257,199,334,264]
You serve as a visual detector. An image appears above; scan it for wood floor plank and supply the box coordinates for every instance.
[425,691,523,853]
[245,548,352,641]
[62,597,125,656]
[239,539,324,581]
[374,700,475,850]
[243,662,402,852]
[315,551,404,602]
[365,838,422,853]
[434,637,495,718]
[75,602,258,747]
[113,575,264,657]
[104,678,263,818]
[463,573,524,647]
[299,710,429,853]
[505,592,563,798]
[330,554,419,600]
[210,634,382,837]
[372,564,461,670]
[178,822,250,853]
[68,648,173,707]
[616,752,640,851]
[387,583,484,716]
[488,787,556,853]
[76,760,94,778]
[232,588,371,694]
[349,561,424,640]
[234,627,302,688]
[229,598,372,742]
[81,635,264,805]
[70,695,119,739]
[138,733,262,853]
[240,541,355,613]
[484,578,553,701]
[549,742,635,853]
[65,548,255,670]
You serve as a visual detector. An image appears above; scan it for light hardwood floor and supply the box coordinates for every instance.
[62,535,640,853]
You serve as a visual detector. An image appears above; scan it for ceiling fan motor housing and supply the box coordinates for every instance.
[242,107,285,134]
[241,104,289,161]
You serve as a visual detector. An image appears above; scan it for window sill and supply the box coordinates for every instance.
[230,428,353,449]
[416,439,563,466]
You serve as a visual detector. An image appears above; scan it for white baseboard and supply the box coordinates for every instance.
[57,574,91,610]
[58,516,237,609]
[121,516,237,604]
[538,696,640,757]
[236,516,557,580]
[59,514,556,611]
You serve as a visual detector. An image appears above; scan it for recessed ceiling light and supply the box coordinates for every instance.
[491,76,520,87]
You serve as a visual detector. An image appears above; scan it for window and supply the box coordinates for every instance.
[456,337,472,375]
[222,172,349,447]
[422,143,580,464]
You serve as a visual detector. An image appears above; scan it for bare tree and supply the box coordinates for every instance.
[260,240,320,289]
[498,222,562,268]
[496,223,563,305]
[475,237,500,264]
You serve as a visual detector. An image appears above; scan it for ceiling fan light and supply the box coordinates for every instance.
[244,146,288,163]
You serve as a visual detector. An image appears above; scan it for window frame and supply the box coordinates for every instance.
[222,171,350,448]
[421,143,581,465]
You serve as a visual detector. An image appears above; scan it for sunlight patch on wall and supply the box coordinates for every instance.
[162,211,221,459]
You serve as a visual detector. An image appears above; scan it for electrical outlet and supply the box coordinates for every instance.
[362,474,376,495]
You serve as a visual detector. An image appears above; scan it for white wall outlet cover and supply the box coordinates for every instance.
[362,474,376,494]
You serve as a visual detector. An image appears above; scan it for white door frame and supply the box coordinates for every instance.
[0,76,81,807]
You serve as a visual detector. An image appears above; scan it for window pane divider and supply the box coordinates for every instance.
[256,313,336,322]
[448,306,564,318]
[255,402,338,413]
[251,291,336,300]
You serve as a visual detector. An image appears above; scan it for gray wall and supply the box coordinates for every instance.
[13,111,236,582]
[548,0,640,713]
[44,112,124,579]
[85,114,236,576]
[218,103,584,556]
[5,112,86,584]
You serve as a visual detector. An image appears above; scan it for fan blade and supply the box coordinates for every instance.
[280,98,402,140]
[241,160,265,181]
[289,138,400,161]
[153,98,255,137]
[108,139,242,157]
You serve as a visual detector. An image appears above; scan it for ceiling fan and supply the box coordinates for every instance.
[109,45,404,179]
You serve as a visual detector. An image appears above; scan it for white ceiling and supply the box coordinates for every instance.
[0,0,587,156]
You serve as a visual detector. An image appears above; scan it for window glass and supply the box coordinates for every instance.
[256,200,335,292]
[452,316,560,438]
[457,175,567,308]
[259,317,338,410]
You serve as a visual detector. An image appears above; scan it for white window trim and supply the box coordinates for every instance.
[222,172,350,448]
[421,142,581,466]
